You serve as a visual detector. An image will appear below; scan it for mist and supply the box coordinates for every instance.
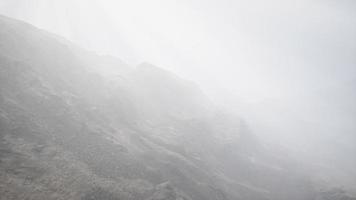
[0,0,355,199]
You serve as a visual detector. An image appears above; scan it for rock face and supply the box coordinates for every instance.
[315,188,356,200]
[0,15,353,200]
[146,182,190,200]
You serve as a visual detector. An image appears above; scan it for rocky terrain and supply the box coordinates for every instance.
[0,15,355,200]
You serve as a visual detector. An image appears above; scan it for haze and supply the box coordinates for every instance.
[0,0,355,196]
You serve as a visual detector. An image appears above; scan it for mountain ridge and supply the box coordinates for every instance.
[0,15,355,200]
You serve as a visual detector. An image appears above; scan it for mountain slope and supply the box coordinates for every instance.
[0,15,354,200]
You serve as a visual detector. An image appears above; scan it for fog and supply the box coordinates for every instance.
[0,0,356,198]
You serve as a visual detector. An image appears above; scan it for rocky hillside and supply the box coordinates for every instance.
[0,15,354,200]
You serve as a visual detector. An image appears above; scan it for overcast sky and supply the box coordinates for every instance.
[1,0,355,101]
[0,0,355,156]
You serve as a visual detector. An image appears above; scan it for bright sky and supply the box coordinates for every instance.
[1,0,355,103]
[0,0,355,152]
